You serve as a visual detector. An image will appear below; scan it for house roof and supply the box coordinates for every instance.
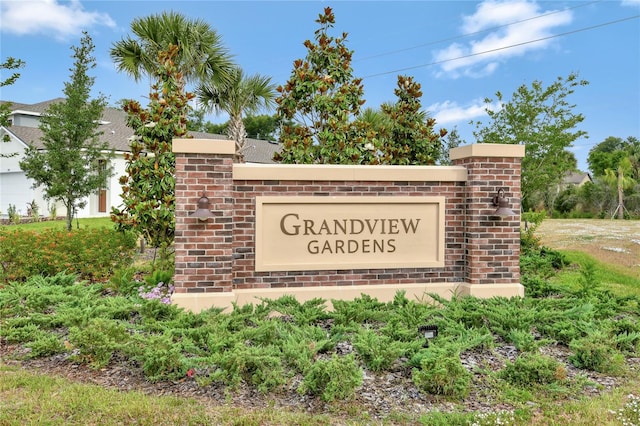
[2,99,281,163]
[563,172,592,185]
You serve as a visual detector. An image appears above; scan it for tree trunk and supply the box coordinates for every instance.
[618,185,624,219]
[228,114,246,163]
[617,171,624,220]
[65,201,73,231]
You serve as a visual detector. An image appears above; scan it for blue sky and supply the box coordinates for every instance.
[1,0,639,171]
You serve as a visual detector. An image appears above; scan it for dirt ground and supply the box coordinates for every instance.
[535,219,640,277]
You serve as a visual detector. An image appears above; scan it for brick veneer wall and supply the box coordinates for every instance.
[231,180,466,290]
[173,140,525,310]
[452,155,522,285]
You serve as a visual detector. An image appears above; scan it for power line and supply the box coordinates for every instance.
[363,14,640,79]
[356,0,602,62]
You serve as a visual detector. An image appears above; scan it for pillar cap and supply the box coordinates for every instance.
[450,143,525,160]
[173,138,235,154]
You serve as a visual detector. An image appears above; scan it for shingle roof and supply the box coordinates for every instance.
[2,99,281,163]
[563,172,592,185]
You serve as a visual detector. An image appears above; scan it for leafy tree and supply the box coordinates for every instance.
[110,11,233,85]
[439,127,464,166]
[274,7,373,164]
[19,32,112,231]
[1,57,25,150]
[355,107,390,134]
[628,137,640,180]
[186,107,207,132]
[244,114,281,141]
[203,121,228,135]
[473,73,588,211]
[587,136,628,177]
[196,66,276,161]
[603,157,636,219]
[111,45,193,259]
[378,75,446,165]
[588,136,639,179]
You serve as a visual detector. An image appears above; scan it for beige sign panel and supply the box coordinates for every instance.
[255,196,445,272]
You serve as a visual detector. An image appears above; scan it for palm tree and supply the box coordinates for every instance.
[110,11,234,85]
[604,157,635,219]
[196,66,276,161]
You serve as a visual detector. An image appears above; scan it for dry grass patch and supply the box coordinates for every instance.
[536,219,640,277]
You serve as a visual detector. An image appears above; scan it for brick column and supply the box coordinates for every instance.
[450,144,525,297]
[173,139,236,310]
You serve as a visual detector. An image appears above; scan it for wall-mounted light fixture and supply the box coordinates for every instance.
[491,188,515,217]
[189,193,215,221]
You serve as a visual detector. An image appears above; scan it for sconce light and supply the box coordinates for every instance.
[491,188,515,217]
[418,325,439,347]
[189,193,215,221]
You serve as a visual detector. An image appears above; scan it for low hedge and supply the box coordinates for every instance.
[0,227,137,283]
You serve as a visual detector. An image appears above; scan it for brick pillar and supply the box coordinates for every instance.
[173,139,236,308]
[450,144,526,297]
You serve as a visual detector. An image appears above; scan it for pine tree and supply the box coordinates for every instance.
[19,32,112,231]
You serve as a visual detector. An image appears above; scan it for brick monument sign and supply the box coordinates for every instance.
[172,139,525,311]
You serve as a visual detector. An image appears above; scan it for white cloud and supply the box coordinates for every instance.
[621,0,640,7]
[428,99,502,126]
[433,0,572,78]
[0,0,115,40]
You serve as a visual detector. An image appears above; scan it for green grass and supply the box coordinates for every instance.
[550,250,640,297]
[1,362,637,426]
[0,364,337,426]
[1,217,114,231]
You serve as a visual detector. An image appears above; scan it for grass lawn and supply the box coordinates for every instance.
[1,216,114,231]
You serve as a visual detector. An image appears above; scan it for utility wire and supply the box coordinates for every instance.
[363,14,640,79]
[356,0,602,62]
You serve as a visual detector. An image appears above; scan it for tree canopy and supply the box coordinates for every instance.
[196,66,276,161]
[110,11,234,85]
[377,75,446,165]
[111,45,192,257]
[473,73,588,211]
[274,7,371,164]
[19,32,113,231]
[20,32,113,230]
[588,136,639,178]
[1,57,25,149]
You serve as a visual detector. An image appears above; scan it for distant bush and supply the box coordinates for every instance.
[0,228,137,283]
[299,353,362,401]
[500,352,566,386]
[411,346,471,399]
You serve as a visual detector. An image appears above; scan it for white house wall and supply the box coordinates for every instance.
[1,128,128,219]
[0,130,46,216]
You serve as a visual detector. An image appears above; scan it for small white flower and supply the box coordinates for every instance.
[364,142,374,151]
[144,121,157,128]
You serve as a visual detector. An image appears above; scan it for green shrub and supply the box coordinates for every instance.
[26,334,65,358]
[331,294,388,326]
[499,353,566,386]
[0,228,136,282]
[68,318,130,368]
[507,329,549,352]
[521,275,557,298]
[129,334,187,382]
[569,333,626,375]
[299,353,363,402]
[520,210,546,251]
[411,346,471,399]
[353,327,408,372]
[209,345,285,393]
